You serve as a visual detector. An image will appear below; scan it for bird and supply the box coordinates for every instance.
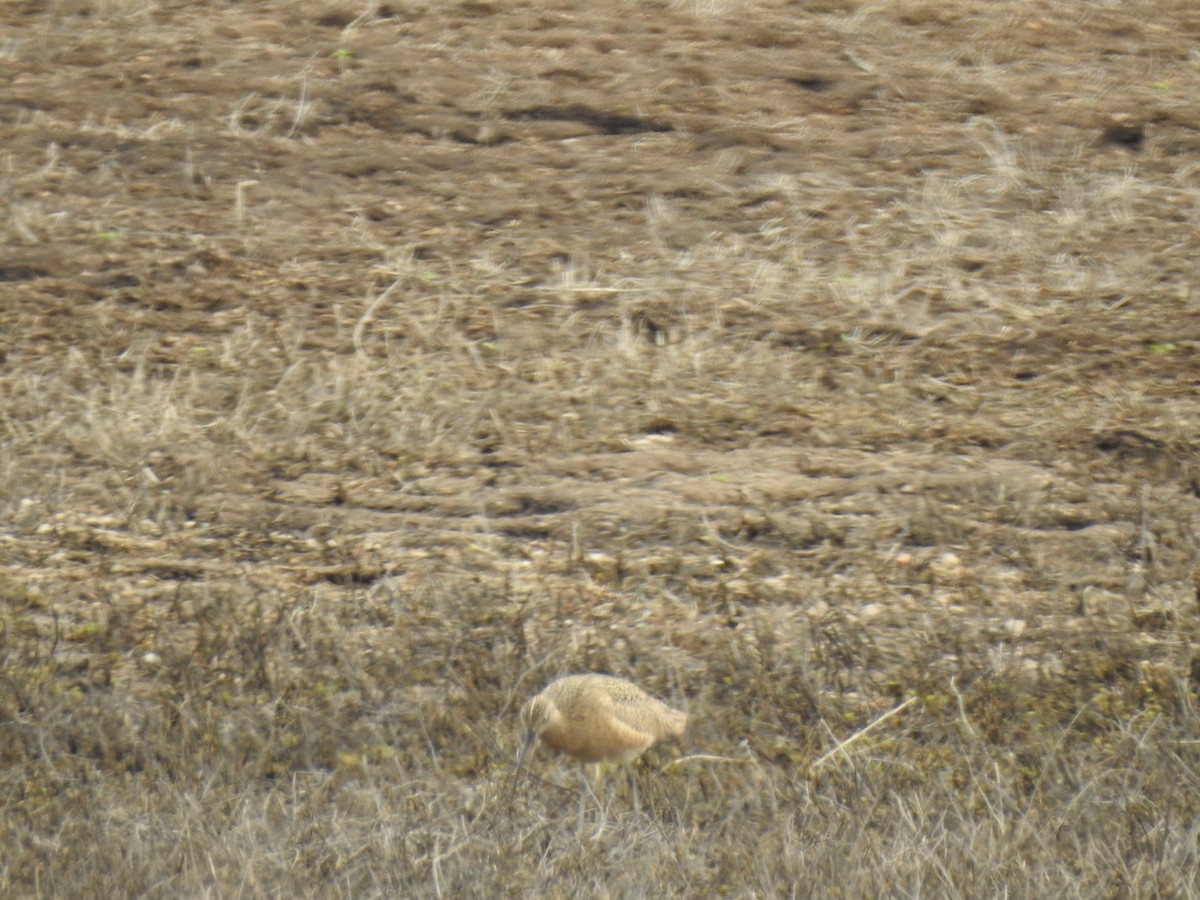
[513,673,688,824]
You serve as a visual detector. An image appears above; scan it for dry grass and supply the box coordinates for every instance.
[4,0,1200,895]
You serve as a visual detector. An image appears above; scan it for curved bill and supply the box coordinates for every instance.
[510,729,537,796]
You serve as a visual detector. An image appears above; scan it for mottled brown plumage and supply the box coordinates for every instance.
[514,673,687,788]
[520,674,687,764]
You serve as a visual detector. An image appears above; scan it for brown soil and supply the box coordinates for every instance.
[3,0,1200,895]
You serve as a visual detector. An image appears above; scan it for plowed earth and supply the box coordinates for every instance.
[3,0,1200,894]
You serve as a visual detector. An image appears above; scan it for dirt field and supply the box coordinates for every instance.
[4,0,1200,895]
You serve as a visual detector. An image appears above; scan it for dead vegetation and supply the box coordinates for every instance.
[3,0,1200,895]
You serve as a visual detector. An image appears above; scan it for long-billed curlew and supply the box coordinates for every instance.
[513,673,687,822]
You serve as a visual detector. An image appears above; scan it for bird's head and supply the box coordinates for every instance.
[520,695,557,737]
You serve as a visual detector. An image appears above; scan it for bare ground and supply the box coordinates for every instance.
[3,0,1200,895]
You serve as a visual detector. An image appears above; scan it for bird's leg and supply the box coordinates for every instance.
[587,763,614,838]
[626,763,640,811]
[576,768,587,835]
[577,764,605,836]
